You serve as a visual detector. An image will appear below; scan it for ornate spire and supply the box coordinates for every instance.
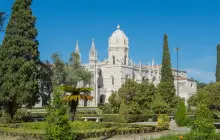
[90,38,97,57]
[152,58,154,66]
[139,61,142,71]
[75,40,79,54]
[148,62,152,80]
[152,58,155,71]
[117,24,120,29]
[92,38,95,47]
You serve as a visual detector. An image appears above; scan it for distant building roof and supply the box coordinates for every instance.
[174,76,195,82]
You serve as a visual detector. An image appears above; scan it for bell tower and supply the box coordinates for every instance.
[108,24,129,65]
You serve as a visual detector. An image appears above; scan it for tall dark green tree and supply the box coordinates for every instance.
[216,44,220,82]
[158,34,176,104]
[0,0,39,118]
[160,34,174,82]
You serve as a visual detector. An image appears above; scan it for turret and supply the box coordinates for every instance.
[89,39,97,65]
[75,41,81,62]
[148,62,152,82]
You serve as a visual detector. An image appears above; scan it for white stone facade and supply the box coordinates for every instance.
[76,25,197,107]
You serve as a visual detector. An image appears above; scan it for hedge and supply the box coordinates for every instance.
[75,114,150,123]
[0,126,160,139]
[0,122,160,139]
[74,126,160,139]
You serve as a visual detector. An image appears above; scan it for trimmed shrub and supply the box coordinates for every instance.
[175,100,186,126]
[13,109,31,122]
[45,87,74,140]
[157,114,170,130]
[191,104,215,137]
[124,114,149,123]
[0,111,12,123]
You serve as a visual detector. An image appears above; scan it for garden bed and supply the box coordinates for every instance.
[0,121,159,139]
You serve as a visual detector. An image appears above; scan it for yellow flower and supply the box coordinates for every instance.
[179,135,183,139]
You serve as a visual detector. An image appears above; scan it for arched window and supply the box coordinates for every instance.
[112,56,115,64]
[124,55,127,65]
[142,77,145,82]
[112,76,114,85]
[98,69,102,77]
[100,94,105,104]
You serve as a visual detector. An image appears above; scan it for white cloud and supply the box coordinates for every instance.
[185,68,215,83]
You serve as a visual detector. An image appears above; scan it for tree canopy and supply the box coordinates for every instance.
[0,0,40,118]
[188,82,220,111]
[158,34,176,105]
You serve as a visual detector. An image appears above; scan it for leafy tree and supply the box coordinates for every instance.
[200,82,220,110]
[50,52,92,121]
[175,100,186,126]
[133,83,156,110]
[187,94,198,107]
[158,34,175,105]
[118,79,138,104]
[51,53,67,87]
[170,95,182,109]
[65,52,92,86]
[0,12,5,32]
[216,44,220,82]
[189,82,220,110]
[151,94,170,114]
[0,0,40,119]
[108,91,121,113]
[160,34,174,83]
[119,102,130,115]
[45,87,74,140]
[38,61,52,106]
[191,104,215,138]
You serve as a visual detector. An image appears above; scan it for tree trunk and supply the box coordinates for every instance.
[4,100,16,119]
[69,100,78,121]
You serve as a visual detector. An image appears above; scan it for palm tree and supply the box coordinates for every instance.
[60,85,93,121]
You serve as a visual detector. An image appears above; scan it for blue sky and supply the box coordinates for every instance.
[1,0,220,83]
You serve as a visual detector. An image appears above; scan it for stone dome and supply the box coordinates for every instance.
[109,24,128,46]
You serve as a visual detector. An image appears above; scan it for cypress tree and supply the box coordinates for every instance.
[175,100,186,126]
[160,34,174,82]
[0,0,39,119]
[216,44,220,82]
[158,34,176,104]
